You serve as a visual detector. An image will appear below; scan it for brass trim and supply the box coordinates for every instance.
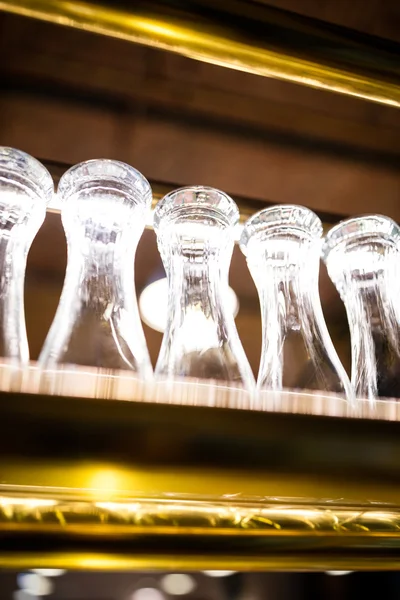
[0,0,399,107]
[1,379,400,569]
[1,489,400,570]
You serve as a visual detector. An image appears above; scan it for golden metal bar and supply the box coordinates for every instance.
[1,490,400,571]
[1,383,400,570]
[0,0,400,108]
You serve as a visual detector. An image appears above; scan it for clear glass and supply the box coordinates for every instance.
[0,147,53,363]
[240,205,352,400]
[323,215,400,401]
[39,159,153,377]
[153,186,255,390]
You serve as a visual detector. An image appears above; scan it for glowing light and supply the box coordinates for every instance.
[32,569,66,577]
[131,588,164,600]
[363,511,397,520]
[48,196,244,235]
[325,571,353,576]
[0,497,56,508]
[47,191,62,212]
[161,574,196,595]
[203,571,236,577]
[13,591,34,600]
[95,501,140,512]
[139,277,239,333]
[17,573,54,596]
[88,470,120,496]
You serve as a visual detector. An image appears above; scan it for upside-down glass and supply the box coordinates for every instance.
[240,205,352,400]
[153,186,255,391]
[0,147,53,364]
[323,215,400,400]
[39,159,153,377]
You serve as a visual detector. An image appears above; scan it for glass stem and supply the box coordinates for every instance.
[41,235,141,368]
[162,255,225,359]
[257,265,318,390]
[66,245,131,317]
[0,230,29,361]
[256,254,350,395]
[342,276,398,399]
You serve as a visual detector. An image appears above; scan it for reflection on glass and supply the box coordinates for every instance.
[323,215,400,400]
[241,205,352,400]
[39,159,152,376]
[0,147,53,364]
[153,186,254,391]
[139,276,239,333]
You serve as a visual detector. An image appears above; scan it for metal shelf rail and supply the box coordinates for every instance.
[0,364,399,570]
[0,0,400,107]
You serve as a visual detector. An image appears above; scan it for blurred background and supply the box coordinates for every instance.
[2,569,400,600]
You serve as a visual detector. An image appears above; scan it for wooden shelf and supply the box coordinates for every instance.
[1,364,400,570]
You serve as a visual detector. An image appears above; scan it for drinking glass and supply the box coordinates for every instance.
[153,186,255,391]
[241,205,352,400]
[323,215,400,400]
[39,159,153,377]
[0,147,53,364]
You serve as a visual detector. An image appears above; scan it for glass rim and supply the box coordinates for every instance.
[0,146,54,204]
[57,158,152,205]
[240,204,322,252]
[153,185,240,229]
[322,214,400,260]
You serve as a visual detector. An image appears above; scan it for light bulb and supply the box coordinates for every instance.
[161,574,196,595]
[131,588,164,600]
[202,571,236,577]
[17,573,54,596]
[325,571,353,576]
[139,277,239,333]
[32,569,66,577]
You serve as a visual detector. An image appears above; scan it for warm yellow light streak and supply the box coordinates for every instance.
[0,496,57,508]
[0,0,399,107]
